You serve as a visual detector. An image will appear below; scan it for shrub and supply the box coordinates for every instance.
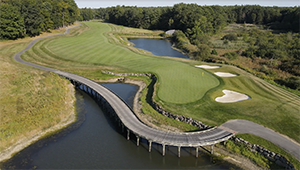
[222,33,238,41]
[224,52,238,60]
[194,44,211,61]
[211,49,218,55]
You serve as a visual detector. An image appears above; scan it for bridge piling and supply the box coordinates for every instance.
[211,145,214,154]
[162,144,166,156]
[136,136,140,146]
[127,129,130,140]
[148,141,152,152]
[195,147,199,158]
[178,146,181,158]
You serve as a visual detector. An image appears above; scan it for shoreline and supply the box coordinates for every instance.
[0,85,76,163]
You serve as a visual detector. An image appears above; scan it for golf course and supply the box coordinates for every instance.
[9,21,300,167]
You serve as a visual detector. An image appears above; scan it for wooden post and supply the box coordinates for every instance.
[162,144,165,156]
[195,147,199,158]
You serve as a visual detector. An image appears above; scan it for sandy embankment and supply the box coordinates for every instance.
[215,90,250,103]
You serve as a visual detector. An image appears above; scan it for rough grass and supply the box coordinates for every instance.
[20,21,300,146]
[0,33,75,155]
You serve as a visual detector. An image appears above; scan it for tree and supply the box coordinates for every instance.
[0,3,25,39]
[59,1,70,27]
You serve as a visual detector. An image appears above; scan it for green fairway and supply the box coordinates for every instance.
[31,21,219,104]
[22,21,300,144]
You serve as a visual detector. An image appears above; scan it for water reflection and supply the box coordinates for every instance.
[129,38,189,59]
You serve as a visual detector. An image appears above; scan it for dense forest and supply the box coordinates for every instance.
[0,0,79,40]
[88,4,299,91]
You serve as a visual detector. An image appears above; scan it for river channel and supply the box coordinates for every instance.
[2,83,235,169]
[129,38,189,59]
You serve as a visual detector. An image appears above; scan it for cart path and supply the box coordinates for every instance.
[220,119,300,161]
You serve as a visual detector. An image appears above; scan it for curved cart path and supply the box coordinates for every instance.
[220,119,300,161]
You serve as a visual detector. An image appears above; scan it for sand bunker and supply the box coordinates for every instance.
[195,65,221,69]
[215,90,250,103]
[214,72,237,77]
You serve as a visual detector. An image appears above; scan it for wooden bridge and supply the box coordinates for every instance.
[14,24,234,158]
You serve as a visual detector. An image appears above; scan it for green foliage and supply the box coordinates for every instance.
[171,30,195,53]
[79,8,94,21]
[0,3,25,40]
[1,0,80,39]
[237,134,300,170]
[211,49,218,55]
[224,52,238,60]
[222,33,238,41]
[194,44,211,61]
[225,140,270,168]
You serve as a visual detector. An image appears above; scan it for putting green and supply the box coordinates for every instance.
[44,21,219,103]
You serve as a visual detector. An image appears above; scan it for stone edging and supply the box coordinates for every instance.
[102,71,210,130]
[231,136,295,170]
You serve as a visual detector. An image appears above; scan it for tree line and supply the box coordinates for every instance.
[0,0,79,40]
[88,4,299,91]
[92,4,299,34]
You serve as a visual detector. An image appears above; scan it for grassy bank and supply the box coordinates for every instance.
[0,30,76,161]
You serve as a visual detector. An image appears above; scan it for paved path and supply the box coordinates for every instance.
[14,23,233,150]
[220,119,300,161]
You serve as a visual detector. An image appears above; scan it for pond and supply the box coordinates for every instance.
[128,38,189,59]
[1,83,235,169]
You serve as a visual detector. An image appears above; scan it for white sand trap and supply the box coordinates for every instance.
[215,90,250,103]
[214,72,237,77]
[195,65,221,69]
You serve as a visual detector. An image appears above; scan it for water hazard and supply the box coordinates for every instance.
[129,38,189,59]
[1,83,234,169]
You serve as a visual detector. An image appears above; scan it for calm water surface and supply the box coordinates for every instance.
[2,83,234,169]
[129,38,189,59]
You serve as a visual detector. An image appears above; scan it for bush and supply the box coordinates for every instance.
[194,44,211,61]
[211,49,218,55]
[224,52,238,60]
[222,33,238,41]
